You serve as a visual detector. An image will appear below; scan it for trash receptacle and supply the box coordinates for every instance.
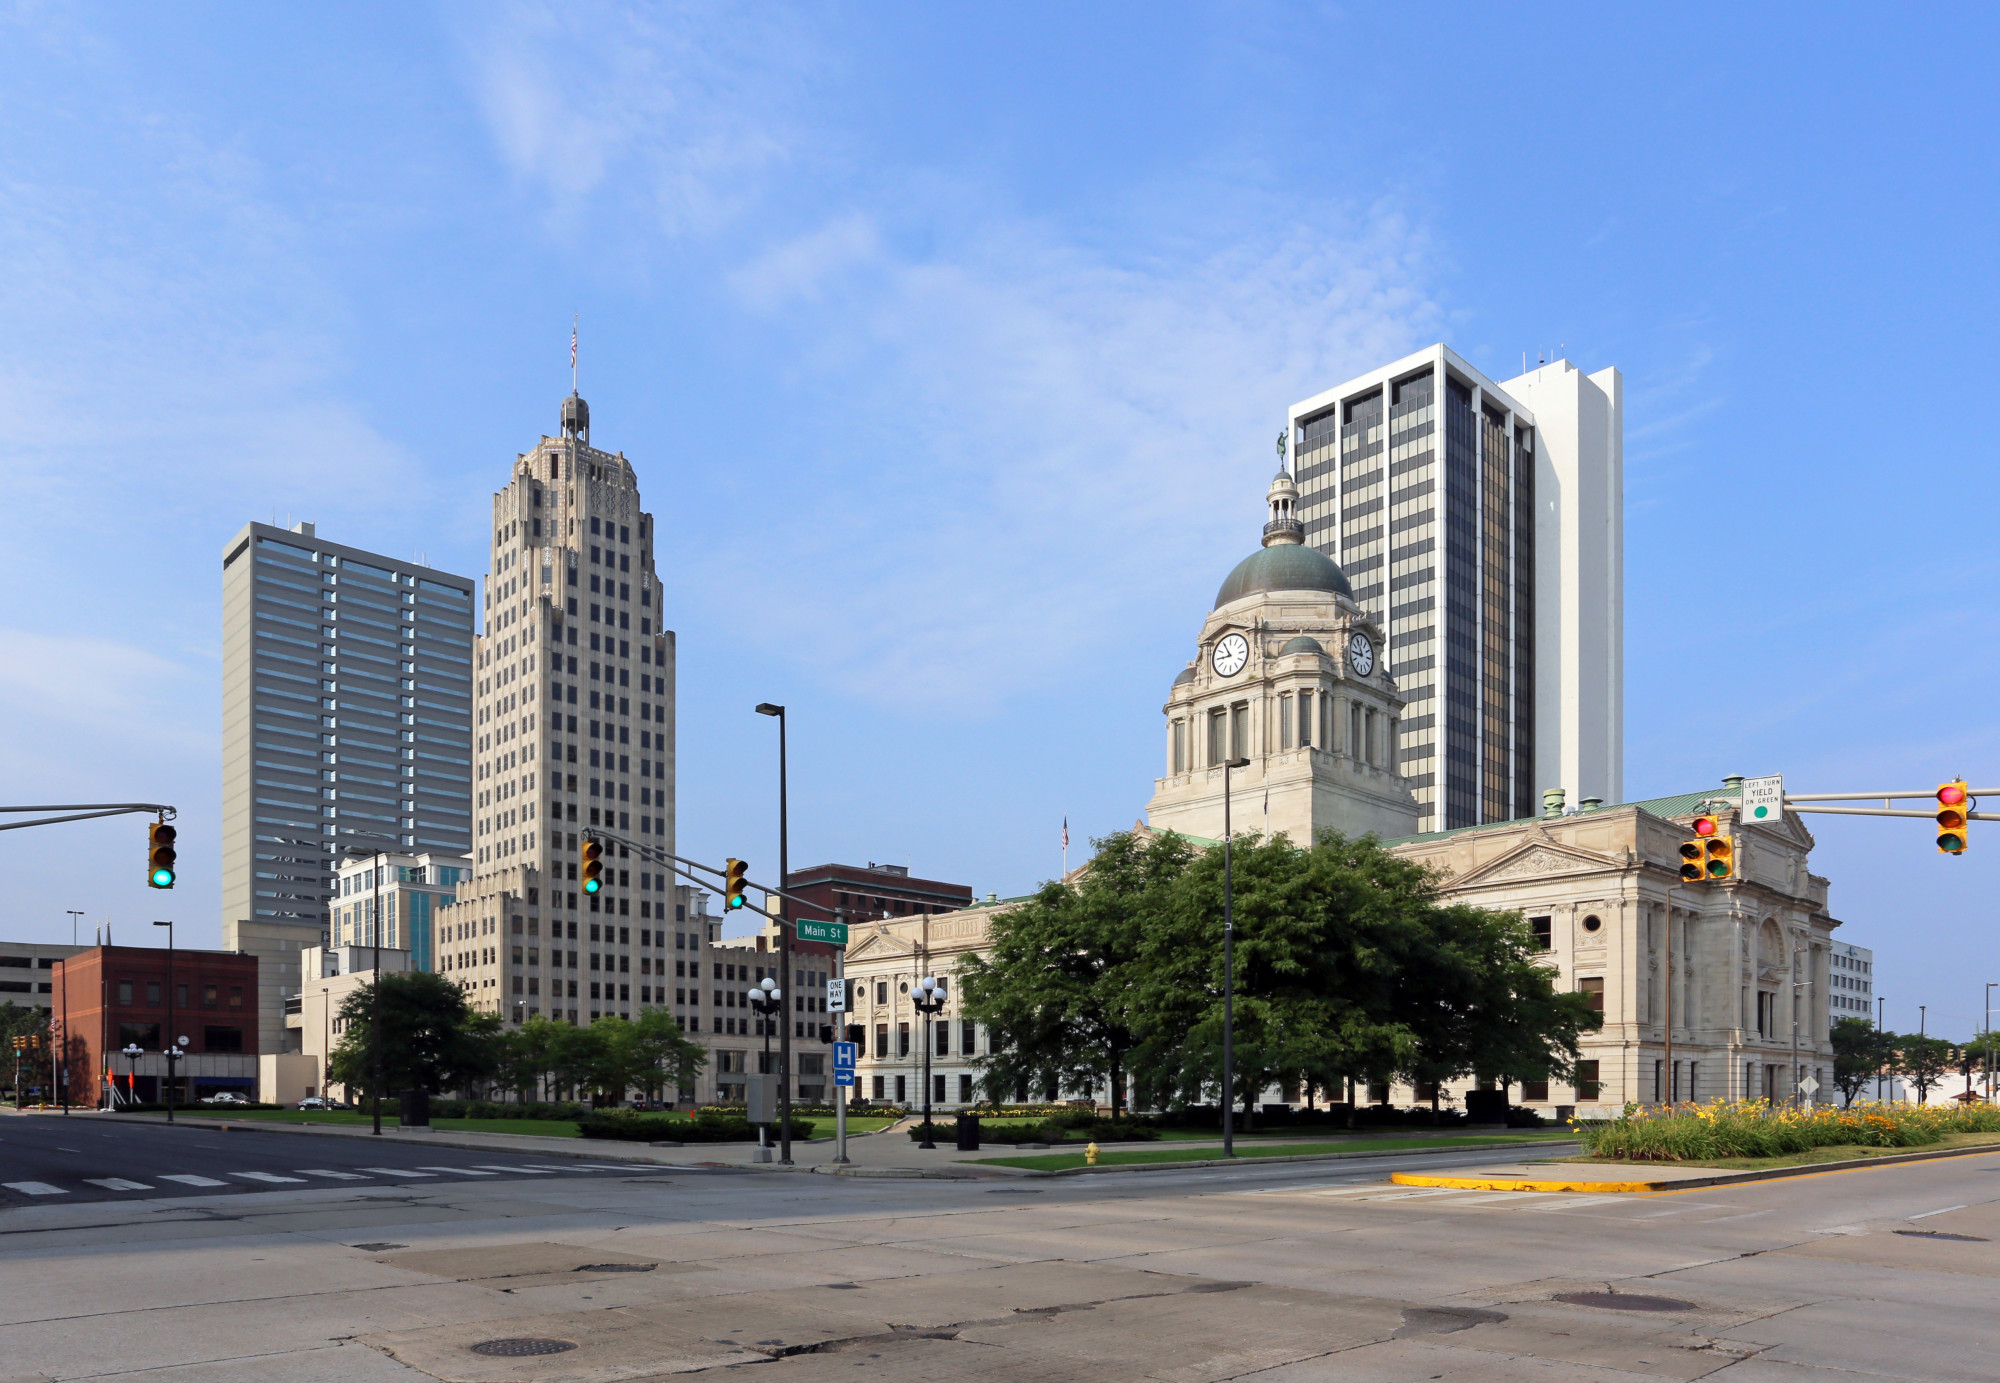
[399,1088,431,1127]
[955,1114,981,1151]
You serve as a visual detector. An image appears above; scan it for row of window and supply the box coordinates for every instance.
[113,979,246,1010]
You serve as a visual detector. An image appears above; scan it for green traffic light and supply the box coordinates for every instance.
[583,878,600,894]
[1940,832,1966,853]
[150,868,175,887]
[727,894,744,909]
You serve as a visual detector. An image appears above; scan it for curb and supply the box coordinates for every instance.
[969,1138,1583,1179]
[1389,1139,2000,1193]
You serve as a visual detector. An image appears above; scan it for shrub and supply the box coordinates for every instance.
[578,1109,815,1143]
[1581,1099,2000,1162]
[431,1099,590,1121]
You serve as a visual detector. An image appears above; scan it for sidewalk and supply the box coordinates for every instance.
[1390,1139,2000,1193]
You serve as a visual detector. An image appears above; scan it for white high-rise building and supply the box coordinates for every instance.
[1828,941,1875,1030]
[433,391,681,1030]
[221,520,475,1053]
[1287,346,1621,831]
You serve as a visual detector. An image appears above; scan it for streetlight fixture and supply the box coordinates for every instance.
[343,839,398,1135]
[753,702,794,1165]
[747,976,783,1158]
[152,920,177,1121]
[1219,755,1251,1157]
[1877,995,1887,1101]
[1985,983,1996,1104]
[121,1042,142,1108]
[913,975,947,1148]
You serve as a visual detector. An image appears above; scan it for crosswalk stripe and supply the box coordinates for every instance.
[297,1169,369,1179]
[83,1178,152,1191]
[469,1164,554,1174]
[415,1166,496,1175]
[159,1174,230,1187]
[230,1171,307,1184]
[4,1181,67,1196]
[357,1167,435,1177]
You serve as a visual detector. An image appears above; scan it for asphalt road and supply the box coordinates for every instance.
[5,1115,1999,1381]
[0,1113,668,1205]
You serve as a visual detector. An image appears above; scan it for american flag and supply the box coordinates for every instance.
[571,322,578,370]
[1062,816,1069,851]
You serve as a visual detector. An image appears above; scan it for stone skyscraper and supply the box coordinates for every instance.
[433,392,680,1026]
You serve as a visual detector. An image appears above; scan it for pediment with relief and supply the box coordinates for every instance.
[843,929,916,963]
[1447,838,1619,888]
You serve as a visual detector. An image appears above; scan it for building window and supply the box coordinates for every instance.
[1230,702,1249,759]
[1519,1079,1549,1103]
[1581,914,1602,933]
[1578,977,1605,1028]
[872,1074,885,1100]
[1574,1060,1600,1101]
[1350,702,1364,761]
[897,1022,910,1057]
[1278,694,1293,749]
[1299,691,1312,747]
[1207,708,1226,765]
[1528,916,1552,950]
[1171,719,1186,775]
[894,1074,907,1103]
[118,980,133,1004]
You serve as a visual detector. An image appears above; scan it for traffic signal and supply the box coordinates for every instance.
[724,858,749,911]
[1679,816,1733,881]
[147,822,177,889]
[844,1024,864,1046]
[580,838,603,894]
[817,1024,834,1044]
[1937,781,1971,854]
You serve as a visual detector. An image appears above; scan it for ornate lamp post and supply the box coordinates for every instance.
[913,975,947,1148]
[152,920,178,1121]
[121,1042,143,1108]
[747,976,783,1157]
[1219,755,1250,1156]
[754,702,794,1165]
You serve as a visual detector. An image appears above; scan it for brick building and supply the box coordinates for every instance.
[52,946,260,1107]
[784,862,972,928]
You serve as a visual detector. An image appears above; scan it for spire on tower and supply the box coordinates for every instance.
[1262,445,1303,548]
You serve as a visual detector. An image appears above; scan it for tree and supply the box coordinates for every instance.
[495,1016,562,1102]
[1897,1033,1958,1104]
[1831,1018,1892,1106]
[959,830,1195,1114]
[629,1007,706,1103]
[328,972,500,1101]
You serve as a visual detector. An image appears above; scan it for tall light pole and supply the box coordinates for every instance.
[1985,983,1995,1103]
[1877,995,1887,1101]
[747,977,782,1159]
[61,911,80,1116]
[1789,947,1810,1109]
[1220,755,1250,1157]
[344,841,395,1135]
[914,976,947,1148]
[755,703,793,1165]
[152,920,177,1121]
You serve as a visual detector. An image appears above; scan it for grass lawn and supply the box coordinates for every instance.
[1555,1131,2000,1172]
[973,1131,1577,1171]
[808,1116,899,1139]
[210,1109,584,1137]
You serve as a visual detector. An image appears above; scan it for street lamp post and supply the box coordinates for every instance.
[61,910,80,1115]
[1219,755,1250,1157]
[754,703,793,1165]
[344,843,394,1135]
[747,977,782,1159]
[913,976,947,1148]
[121,1043,142,1109]
[1789,948,1811,1109]
[1985,983,1996,1104]
[152,920,177,1120]
[1877,995,1887,1101]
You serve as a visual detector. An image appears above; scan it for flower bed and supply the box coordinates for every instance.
[1580,1099,2000,1161]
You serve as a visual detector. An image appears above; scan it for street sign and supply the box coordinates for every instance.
[1797,1076,1819,1096]
[827,977,854,1012]
[832,1041,857,1088]
[796,917,849,945]
[1742,773,1784,824]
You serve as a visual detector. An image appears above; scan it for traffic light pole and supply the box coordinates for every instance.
[0,802,176,831]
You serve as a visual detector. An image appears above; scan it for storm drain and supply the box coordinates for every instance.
[1554,1292,1694,1313]
[576,1262,657,1272]
[1895,1229,1989,1242]
[1395,1307,1507,1337]
[349,1243,407,1252]
[470,1338,578,1357]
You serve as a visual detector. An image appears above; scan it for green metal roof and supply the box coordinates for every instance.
[1385,785,1742,848]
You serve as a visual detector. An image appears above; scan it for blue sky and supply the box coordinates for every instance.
[4,5,1998,1039]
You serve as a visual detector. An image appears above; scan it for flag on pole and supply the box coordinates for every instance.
[1062,816,1069,851]
[571,320,578,372]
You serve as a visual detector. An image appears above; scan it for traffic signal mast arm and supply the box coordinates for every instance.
[1782,789,2000,821]
[577,831,840,922]
[0,802,177,832]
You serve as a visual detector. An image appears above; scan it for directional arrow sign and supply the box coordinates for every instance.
[832,1041,857,1087]
[796,918,849,946]
[1797,1076,1819,1096]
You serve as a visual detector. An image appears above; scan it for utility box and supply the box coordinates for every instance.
[955,1114,981,1151]
[1463,1090,1507,1125]
[399,1088,431,1127]
[745,1073,777,1125]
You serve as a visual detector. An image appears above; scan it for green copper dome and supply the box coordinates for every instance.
[1213,544,1352,609]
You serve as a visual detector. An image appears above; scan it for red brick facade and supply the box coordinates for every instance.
[52,946,260,1107]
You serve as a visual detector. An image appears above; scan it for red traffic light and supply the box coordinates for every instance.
[1692,815,1719,837]
[1938,780,1971,854]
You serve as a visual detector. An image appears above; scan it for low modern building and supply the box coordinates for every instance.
[51,945,260,1106]
[284,943,413,1104]
[327,850,471,977]
[0,942,86,1017]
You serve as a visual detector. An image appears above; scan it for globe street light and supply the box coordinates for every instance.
[152,920,177,1120]
[163,1036,189,1114]
[913,975,947,1149]
[1220,755,1251,1157]
[747,977,783,1157]
[121,1043,142,1109]
[754,702,795,1164]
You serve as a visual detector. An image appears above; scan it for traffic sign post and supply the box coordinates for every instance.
[831,1040,858,1163]
[797,918,849,945]
[1741,774,1784,824]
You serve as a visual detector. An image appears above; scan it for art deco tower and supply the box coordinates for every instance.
[433,391,682,1025]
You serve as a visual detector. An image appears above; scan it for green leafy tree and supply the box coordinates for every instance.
[959,830,1195,1115]
[630,1007,706,1103]
[1897,1033,1958,1104]
[1831,1018,1892,1106]
[328,972,500,1101]
[495,1016,563,1102]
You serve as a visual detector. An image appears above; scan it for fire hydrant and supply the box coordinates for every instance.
[1085,1141,1101,1166]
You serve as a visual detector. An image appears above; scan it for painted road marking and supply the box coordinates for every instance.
[83,1178,152,1191]
[469,1164,554,1174]
[1909,1204,1969,1220]
[415,1166,496,1175]
[357,1167,435,1177]
[3,1182,67,1196]
[297,1169,369,1179]
[158,1174,229,1187]
[231,1172,307,1184]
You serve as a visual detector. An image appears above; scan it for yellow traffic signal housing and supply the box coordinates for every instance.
[1679,816,1733,881]
[580,838,603,894]
[1677,838,1704,881]
[1937,781,1970,854]
[1703,833,1735,880]
[147,822,177,889]
[724,858,749,911]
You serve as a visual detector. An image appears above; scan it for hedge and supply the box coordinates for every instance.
[578,1109,816,1143]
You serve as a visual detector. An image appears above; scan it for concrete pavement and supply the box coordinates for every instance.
[3,1121,1998,1380]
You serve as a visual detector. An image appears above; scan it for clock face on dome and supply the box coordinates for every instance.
[1211,632,1250,678]
[1346,632,1376,678]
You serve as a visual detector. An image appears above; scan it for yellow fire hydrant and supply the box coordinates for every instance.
[1085,1141,1101,1166]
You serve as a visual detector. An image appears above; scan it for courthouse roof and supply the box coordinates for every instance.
[1385,784,1743,848]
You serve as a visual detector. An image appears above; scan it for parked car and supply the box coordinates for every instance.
[296,1096,346,1110]
[200,1092,250,1105]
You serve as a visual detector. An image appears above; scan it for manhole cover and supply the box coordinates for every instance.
[824,1282,861,1289]
[576,1262,657,1272]
[350,1242,407,1252]
[1896,1229,1989,1242]
[1554,1292,1695,1313]
[470,1338,578,1357]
